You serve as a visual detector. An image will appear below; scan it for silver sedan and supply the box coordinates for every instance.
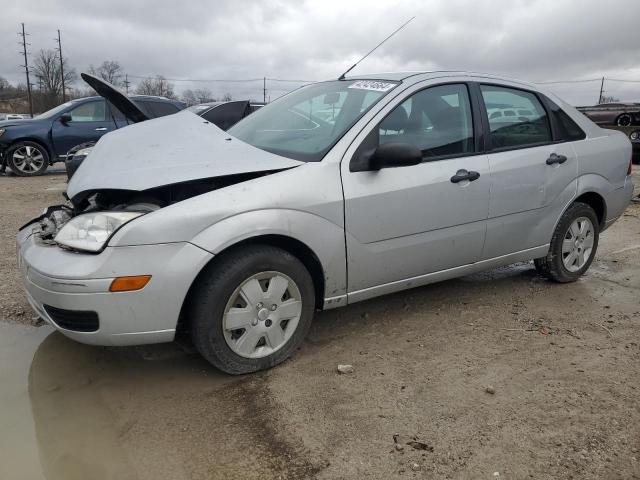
[18,72,634,374]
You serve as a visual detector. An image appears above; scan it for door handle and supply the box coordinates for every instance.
[546,153,567,165]
[450,169,480,183]
[95,127,108,131]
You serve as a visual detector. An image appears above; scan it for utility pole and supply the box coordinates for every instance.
[19,23,34,118]
[124,74,130,95]
[56,29,66,102]
[263,77,266,103]
[598,76,605,104]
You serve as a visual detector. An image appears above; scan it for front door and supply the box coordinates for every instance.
[51,99,115,158]
[341,83,490,296]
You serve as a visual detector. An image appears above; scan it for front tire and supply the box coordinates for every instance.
[6,141,49,176]
[188,244,315,374]
[534,202,599,282]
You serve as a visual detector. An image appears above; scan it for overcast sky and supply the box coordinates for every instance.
[2,0,640,105]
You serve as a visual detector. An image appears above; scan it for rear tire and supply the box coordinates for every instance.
[534,202,599,282]
[616,113,632,127]
[6,141,49,176]
[188,244,315,374]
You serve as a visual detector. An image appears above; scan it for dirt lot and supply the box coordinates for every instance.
[1,168,639,480]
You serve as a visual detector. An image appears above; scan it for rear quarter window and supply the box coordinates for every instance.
[544,99,587,141]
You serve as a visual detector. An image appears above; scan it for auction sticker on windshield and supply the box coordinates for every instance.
[348,80,396,92]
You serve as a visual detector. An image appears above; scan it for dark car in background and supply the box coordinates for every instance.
[0,80,185,176]
[630,129,640,163]
[187,101,264,130]
[577,102,640,127]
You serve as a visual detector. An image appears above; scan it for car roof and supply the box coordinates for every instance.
[73,94,180,103]
[344,70,537,88]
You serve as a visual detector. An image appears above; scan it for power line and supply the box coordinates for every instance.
[535,78,602,84]
[125,73,317,84]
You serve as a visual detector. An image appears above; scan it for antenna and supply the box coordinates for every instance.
[338,16,415,81]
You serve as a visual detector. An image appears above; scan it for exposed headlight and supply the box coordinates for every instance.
[72,146,94,158]
[630,131,640,141]
[0,128,5,137]
[55,211,144,252]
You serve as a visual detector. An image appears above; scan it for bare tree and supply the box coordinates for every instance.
[599,95,620,104]
[32,49,76,108]
[135,76,176,98]
[88,60,124,86]
[221,92,233,101]
[194,88,214,103]
[181,89,198,106]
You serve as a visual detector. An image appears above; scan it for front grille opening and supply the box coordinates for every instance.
[43,305,99,332]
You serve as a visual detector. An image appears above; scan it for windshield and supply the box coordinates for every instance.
[34,101,77,120]
[227,80,398,161]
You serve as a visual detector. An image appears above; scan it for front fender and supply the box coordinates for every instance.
[190,209,347,300]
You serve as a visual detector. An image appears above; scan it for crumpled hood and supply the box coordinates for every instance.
[67,110,303,200]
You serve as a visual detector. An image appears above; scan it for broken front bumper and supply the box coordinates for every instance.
[17,227,213,346]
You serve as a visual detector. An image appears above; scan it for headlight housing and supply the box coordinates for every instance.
[54,211,144,252]
[71,146,94,158]
[630,131,639,141]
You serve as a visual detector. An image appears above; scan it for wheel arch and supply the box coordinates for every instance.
[7,137,53,162]
[176,234,328,336]
[572,191,606,228]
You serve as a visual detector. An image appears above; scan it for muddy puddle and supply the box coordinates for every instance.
[0,322,318,480]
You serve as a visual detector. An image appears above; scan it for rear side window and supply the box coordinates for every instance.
[132,100,153,117]
[481,85,551,149]
[377,83,474,159]
[202,102,248,130]
[146,101,180,118]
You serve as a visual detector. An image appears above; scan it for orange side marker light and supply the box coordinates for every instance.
[109,275,152,292]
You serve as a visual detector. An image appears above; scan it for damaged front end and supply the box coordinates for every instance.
[21,170,281,252]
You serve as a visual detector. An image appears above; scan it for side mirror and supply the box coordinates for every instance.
[59,113,72,124]
[367,142,422,170]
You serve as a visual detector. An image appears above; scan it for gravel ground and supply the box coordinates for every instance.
[0,167,639,480]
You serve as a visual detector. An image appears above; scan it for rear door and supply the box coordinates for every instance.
[51,99,115,157]
[478,84,578,259]
[341,82,490,296]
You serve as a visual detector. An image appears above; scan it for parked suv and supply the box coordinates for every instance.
[18,72,634,374]
[0,78,185,176]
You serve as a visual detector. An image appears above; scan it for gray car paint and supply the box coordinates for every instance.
[18,71,634,347]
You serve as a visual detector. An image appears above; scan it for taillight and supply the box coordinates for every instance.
[628,156,633,176]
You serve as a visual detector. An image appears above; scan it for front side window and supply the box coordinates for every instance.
[69,100,107,122]
[376,83,474,158]
[481,85,551,149]
[228,80,398,162]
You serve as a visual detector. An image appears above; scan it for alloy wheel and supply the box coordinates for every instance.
[12,145,45,174]
[562,216,595,272]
